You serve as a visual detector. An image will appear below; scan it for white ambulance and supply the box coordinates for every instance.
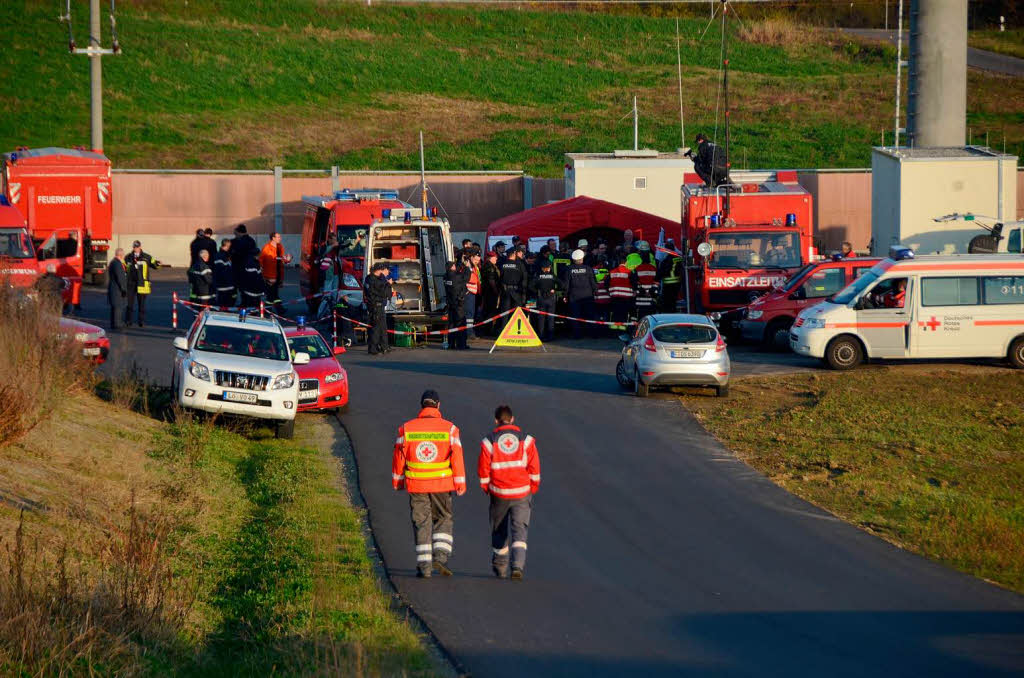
[789,251,1024,369]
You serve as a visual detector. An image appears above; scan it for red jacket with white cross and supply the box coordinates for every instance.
[478,424,540,499]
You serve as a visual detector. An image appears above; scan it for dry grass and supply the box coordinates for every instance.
[0,285,93,446]
[738,18,824,49]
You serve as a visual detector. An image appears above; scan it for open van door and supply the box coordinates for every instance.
[36,228,84,306]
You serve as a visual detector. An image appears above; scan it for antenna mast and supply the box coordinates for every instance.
[420,130,428,213]
[721,0,731,218]
[676,17,685,148]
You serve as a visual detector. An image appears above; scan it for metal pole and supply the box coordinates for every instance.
[89,0,103,151]
[894,0,904,148]
[633,96,639,151]
[420,131,428,212]
[676,18,685,148]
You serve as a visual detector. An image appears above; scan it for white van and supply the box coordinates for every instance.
[789,253,1024,369]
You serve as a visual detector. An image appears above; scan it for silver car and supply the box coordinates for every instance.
[616,314,731,398]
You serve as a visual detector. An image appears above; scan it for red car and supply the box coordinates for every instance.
[60,316,110,363]
[284,326,349,412]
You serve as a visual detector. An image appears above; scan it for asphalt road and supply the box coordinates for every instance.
[75,273,1024,677]
[842,28,1024,77]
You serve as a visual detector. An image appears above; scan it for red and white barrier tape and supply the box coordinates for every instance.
[525,307,637,327]
[345,309,514,336]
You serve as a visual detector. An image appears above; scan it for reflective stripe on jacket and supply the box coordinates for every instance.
[608,265,634,299]
[593,268,611,304]
[478,424,540,499]
[393,407,466,493]
[466,265,480,295]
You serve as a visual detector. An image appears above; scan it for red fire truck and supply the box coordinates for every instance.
[2,148,113,301]
[681,169,815,312]
[0,197,76,306]
[299,189,411,311]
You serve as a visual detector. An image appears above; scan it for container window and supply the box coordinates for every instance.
[921,277,978,307]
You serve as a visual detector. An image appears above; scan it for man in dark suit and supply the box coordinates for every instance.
[107,247,128,330]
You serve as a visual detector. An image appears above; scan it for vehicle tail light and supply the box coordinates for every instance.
[643,333,657,352]
[794,317,805,328]
[715,335,727,352]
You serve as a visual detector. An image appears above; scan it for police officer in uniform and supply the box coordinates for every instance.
[499,249,527,327]
[563,249,597,339]
[364,262,392,355]
[443,260,470,350]
[531,259,559,341]
[392,390,466,578]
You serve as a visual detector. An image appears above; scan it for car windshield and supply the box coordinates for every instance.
[0,228,34,259]
[288,333,332,359]
[707,231,800,270]
[195,325,289,361]
[832,270,880,305]
[780,263,817,292]
[336,227,368,257]
[652,323,717,344]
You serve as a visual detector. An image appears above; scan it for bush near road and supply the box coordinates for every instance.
[2,1,1022,174]
[679,366,1024,594]
[970,29,1024,61]
[0,393,435,676]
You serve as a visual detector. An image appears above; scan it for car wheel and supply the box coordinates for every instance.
[763,318,792,351]
[615,358,633,389]
[634,367,649,398]
[825,336,863,370]
[276,418,296,439]
[1008,336,1024,369]
[716,384,729,398]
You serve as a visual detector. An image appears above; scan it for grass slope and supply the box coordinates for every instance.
[0,392,435,676]
[3,1,1021,174]
[680,365,1024,593]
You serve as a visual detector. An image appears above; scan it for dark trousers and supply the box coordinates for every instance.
[410,492,454,571]
[368,307,388,354]
[499,288,524,329]
[108,296,125,329]
[610,298,634,326]
[660,283,681,313]
[266,279,283,309]
[464,293,476,337]
[480,292,499,335]
[567,298,592,339]
[125,289,147,326]
[490,495,532,573]
[534,295,556,340]
[216,288,237,308]
[447,302,467,349]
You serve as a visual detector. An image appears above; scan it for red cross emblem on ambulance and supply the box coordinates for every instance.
[918,316,940,331]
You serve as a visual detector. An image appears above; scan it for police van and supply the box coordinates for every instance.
[789,251,1024,370]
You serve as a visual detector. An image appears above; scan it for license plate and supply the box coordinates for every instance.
[299,389,318,401]
[82,347,101,356]
[223,390,258,404]
[670,349,704,359]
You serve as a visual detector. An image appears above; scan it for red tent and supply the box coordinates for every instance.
[487,196,680,250]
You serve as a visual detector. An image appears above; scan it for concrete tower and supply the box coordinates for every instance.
[906,0,968,148]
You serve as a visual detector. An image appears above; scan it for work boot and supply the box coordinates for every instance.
[416,566,431,579]
[510,568,524,581]
[492,565,508,578]
[433,560,453,577]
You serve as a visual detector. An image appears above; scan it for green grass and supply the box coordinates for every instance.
[3,1,1021,174]
[680,366,1024,593]
[970,29,1024,61]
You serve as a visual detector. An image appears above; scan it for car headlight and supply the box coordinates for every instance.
[325,371,344,383]
[747,310,763,320]
[803,317,826,329]
[74,331,90,342]
[272,372,296,390]
[188,360,211,381]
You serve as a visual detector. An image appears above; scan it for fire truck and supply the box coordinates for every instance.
[0,197,75,305]
[681,169,815,312]
[1,148,113,301]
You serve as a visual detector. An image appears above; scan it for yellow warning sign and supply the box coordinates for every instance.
[490,307,545,353]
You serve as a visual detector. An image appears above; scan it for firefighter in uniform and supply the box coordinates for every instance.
[393,390,466,578]
[551,243,572,279]
[240,252,266,308]
[632,243,658,320]
[213,239,236,307]
[592,257,611,325]
[124,240,159,327]
[364,263,392,355]
[499,249,527,328]
[657,239,683,313]
[188,249,214,306]
[607,258,635,328]
[531,259,560,341]
[478,404,540,580]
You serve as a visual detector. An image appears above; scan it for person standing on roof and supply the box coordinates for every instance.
[687,133,730,187]
[562,249,597,339]
[478,404,540,580]
[393,390,466,578]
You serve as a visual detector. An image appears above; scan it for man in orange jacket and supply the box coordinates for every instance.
[478,404,540,580]
[259,232,290,312]
[393,390,467,578]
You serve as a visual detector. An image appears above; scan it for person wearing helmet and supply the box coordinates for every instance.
[631,244,658,321]
[392,390,466,578]
[562,248,598,339]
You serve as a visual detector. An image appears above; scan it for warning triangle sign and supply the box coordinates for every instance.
[490,307,545,353]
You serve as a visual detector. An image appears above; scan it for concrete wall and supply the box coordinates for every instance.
[798,171,873,254]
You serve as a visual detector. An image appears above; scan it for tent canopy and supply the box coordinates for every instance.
[487,196,680,250]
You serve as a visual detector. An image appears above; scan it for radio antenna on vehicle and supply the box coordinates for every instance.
[420,131,428,215]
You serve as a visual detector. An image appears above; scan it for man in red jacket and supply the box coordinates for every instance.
[393,390,467,578]
[478,404,541,580]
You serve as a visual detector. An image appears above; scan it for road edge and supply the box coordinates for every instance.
[326,413,467,678]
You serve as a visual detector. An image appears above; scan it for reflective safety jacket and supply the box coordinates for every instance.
[259,241,284,284]
[393,407,466,494]
[478,424,540,499]
[593,267,611,304]
[608,264,635,299]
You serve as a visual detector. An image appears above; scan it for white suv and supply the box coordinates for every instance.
[171,310,309,438]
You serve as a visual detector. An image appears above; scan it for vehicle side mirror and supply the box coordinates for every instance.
[173,336,188,351]
[293,351,310,365]
[790,287,806,301]
[334,345,346,355]
[618,333,631,343]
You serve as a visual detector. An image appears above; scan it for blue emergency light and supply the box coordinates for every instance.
[709,215,720,227]
[239,308,248,321]
[830,253,843,261]
[0,195,9,207]
[334,189,401,202]
[296,315,306,328]
[889,246,915,261]
[786,213,797,226]
[382,208,392,219]
[404,211,412,224]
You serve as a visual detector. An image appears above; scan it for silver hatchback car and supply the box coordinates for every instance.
[616,314,731,397]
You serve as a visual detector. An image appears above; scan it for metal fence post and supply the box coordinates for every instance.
[523,175,533,210]
[273,165,283,234]
[331,165,340,193]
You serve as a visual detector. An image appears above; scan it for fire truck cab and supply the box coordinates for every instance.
[681,170,815,312]
[0,197,76,305]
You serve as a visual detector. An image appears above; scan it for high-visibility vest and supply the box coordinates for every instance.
[392,408,466,494]
[662,257,682,284]
[625,252,642,271]
[136,260,151,295]
[478,424,541,499]
[593,268,611,304]
[467,265,480,295]
[552,255,571,277]
[608,265,634,299]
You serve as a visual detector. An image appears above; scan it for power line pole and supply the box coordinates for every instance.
[61,0,121,151]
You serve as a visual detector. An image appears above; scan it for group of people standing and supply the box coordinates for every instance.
[105,240,159,329]
[186,225,290,312]
[442,231,684,343]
